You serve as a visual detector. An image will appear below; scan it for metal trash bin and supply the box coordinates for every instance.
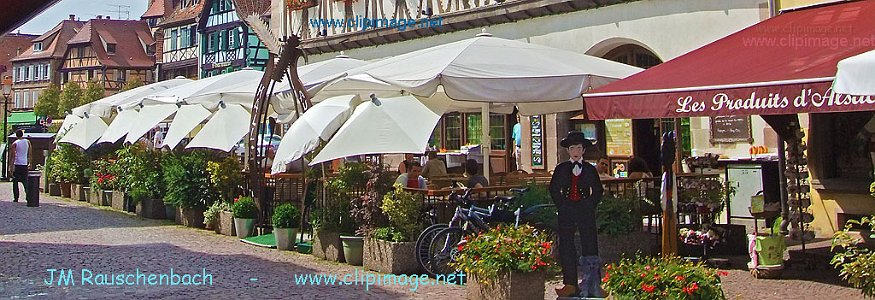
[26,171,41,207]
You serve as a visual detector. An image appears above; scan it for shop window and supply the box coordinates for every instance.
[810,112,875,192]
[490,114,506,150]
[445,113,462,150]
[466,113,482,146]
[604,44,662,69]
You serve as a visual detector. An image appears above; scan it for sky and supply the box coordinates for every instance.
[14,0,149,35]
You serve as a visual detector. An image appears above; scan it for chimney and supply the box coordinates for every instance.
[69,14,75,21]
[96,15,102,19]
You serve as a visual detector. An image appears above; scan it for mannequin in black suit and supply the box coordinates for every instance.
[549,131,604,298]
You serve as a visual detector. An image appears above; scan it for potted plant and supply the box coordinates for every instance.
[832,213,875,298]
[90,159,115,206]
[207,155,243,236]
[602,256,727,299]
[123,145,166,219]
[596,194,659,263]
[162,150,216,227]
[71,166,90,202]
[452,224,556,300]
[232,196,258,239]
[363,182,422,274]
[312,163,367,263]
[51,144,88,198]
[45,154,61,196]
[204,201,230,233]
[273,203,301,250]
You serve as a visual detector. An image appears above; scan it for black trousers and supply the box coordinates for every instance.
[11,165,29,201]
[557,200,599,285]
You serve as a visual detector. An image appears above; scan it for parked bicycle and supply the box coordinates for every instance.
[417,187,557,277]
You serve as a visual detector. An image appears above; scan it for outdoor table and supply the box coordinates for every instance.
[437,152,467,168]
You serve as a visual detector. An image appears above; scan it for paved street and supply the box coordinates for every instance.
[0,182,864,299]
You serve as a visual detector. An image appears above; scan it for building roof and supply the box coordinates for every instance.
[142,0,167,18]
[66,19,156,69]
[233,0,272,19]
[0,33,37,73]
[159,0,207,27]
[11,20,84,62]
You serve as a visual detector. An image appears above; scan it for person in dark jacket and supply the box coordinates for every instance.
[549,131,604,298]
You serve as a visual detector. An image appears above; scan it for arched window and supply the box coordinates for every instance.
[603,44,662,69]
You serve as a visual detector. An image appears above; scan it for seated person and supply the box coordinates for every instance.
[465,159,489,188]
[421,151,448,179]
[596,156,613,180]
[398,153,415,173]
[395,161,427,189]
[627,157,653,179]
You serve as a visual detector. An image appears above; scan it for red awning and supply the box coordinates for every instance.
[583,0,875,120]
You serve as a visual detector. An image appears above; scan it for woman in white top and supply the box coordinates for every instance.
[8,130,32,203]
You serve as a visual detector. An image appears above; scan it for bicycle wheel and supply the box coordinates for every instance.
[416,223,447,276]
[427,227,467,278]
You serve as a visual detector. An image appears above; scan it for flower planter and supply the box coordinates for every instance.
[274,227,299,250]
[101,190,112,206]
[48,183,61,196]
[89,189,102,205]
[59,182,72,198]
[234,218,256,238]
[218,211,236,236]
[363,238,419,274]
[312,229,344,262]
[125,195,137,213]
[467,271,545,300]
[164,203,176,220]
[111,190,126,211]
[40,170,47,192]
[341,235,364,266]
[136,198,166,219]
[176,206,206,228]
[71,184,87,201]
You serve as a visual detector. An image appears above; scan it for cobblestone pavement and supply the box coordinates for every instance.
[0,182,864,299]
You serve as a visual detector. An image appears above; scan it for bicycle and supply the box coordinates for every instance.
[424,187,557,277]
[416,189,503,277]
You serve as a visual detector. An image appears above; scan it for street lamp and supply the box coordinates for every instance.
[1,75,11,181]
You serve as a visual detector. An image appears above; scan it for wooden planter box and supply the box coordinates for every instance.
[82,187,91,202]
[71,184,87,201]
[175,206,206,228]
[312,229,344,262]
[363,238,419,274]
[60,182,72,198]
[48,183,61,196]
[111,190,126,211]
[467,271,545,300]
[89,189,102,205]
[598,232,659,265]
[136,198,166,219]
[218,211,236,236]
[40,170,47,192]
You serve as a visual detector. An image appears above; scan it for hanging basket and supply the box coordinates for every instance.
[287,0,318,10]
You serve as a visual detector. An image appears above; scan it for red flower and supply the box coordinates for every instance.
[690,282,699,291]
[640,273,647,278]
[645,265,651,271]
[602,273,611,283]
[717,270,729,277]
[683,287,693,295]
[640,283,656,293]
[606,265,612,270]
[675,275,685,281]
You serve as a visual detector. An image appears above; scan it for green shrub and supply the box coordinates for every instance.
[90,158,116,191]
[597,195,639,235]
[515,182,557,228]
[116,144,163,202]
[603,256,726,300]
[206,154,243,203]
[162,151,216,209]
[380,184,423,242]
[832,215,875,298]
[50,144,90,183]
[204,201,231,227]
[232,196,258,219]
[272,203,300,228]
[372,227,406,242]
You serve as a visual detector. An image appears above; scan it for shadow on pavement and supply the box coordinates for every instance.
[0,199,165,235]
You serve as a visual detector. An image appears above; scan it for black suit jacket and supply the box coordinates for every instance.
[548,161,604,208]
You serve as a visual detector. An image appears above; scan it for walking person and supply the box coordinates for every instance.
[549,131,604,298]
[8,130,32,203]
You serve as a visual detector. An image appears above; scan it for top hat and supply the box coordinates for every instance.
[560,131,595,148]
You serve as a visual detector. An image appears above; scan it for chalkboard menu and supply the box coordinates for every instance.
[710,116,753,143]
[530,115,545,169]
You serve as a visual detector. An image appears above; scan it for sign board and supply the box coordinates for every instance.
[710,116,753,143]
[530,115,544,169]
[605,119,632,157]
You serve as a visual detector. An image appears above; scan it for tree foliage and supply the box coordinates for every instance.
[80,80,105,106]
[58,81,83,115]
[121,77,145,91]
[34,83,61,118]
